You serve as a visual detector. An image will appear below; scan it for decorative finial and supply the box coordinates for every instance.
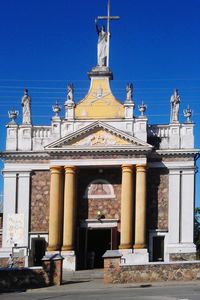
[170,89,180,123]
[8,109,19,124]
[52,101,61,117]
[183,105,192,123]
[126,83,133,102]
[138,101,147,117]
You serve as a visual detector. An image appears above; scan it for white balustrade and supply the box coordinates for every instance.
[33,126,51,139]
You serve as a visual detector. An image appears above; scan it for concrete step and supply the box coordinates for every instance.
[63,269,103,281]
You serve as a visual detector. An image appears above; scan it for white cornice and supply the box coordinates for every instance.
[156,149,200,156]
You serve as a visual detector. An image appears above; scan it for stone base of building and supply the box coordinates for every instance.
[120,248,149,265]
[61,251,76,271]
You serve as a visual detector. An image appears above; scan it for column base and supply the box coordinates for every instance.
[120,248,149,265]
[119,244,132,250]
[61,245,74,251]
[47,246,61,252]
[133,244,146,249]
[61,251,76,271]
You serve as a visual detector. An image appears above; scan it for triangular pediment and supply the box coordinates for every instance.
[45,121,152,152]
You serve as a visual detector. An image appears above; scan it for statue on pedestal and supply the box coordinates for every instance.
[21,89,32,125]
[67,84,74,103]
[126,83,133,102]
[170,89,180,123]
[95,19,108,67]
[95,0,120,68]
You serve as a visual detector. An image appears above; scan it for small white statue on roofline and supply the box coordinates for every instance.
[21,89,32,125]
[126,83,133,102]
[170,89,180,123]
[67,83,74,103]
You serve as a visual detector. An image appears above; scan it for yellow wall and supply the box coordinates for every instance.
[75,77,124,119]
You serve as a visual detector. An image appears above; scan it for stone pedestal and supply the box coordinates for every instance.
[42,253,64,286]
[120,249,149,265]
[61,251,76,271]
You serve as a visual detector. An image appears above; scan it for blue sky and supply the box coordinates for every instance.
[0,0,200,204]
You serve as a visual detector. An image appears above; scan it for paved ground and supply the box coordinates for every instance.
[1,270,200,300]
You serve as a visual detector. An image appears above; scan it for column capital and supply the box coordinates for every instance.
[50,166,63,174]
[122,164,135,171]
[136,164,147,173]
[64,166,76,174]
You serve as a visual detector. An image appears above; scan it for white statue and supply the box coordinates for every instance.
[95,19,108,67]
[170,89,180,123]
[21,89,31,125]
[67,84,74,102]
[126,83,133,102]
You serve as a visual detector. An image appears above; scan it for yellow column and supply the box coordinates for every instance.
[119,164,134,249]
[48,166,63,251]
[62,166,76,251]
[134,165,147,249]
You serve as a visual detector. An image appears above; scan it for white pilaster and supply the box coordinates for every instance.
[18,172,31,247]
[181,169,195,244]
[18,125,32,151]
[167,167,196,257]
[181,124,194,149]
[2,172,17,248]
[6,125,18,150]
[169,124,180,149]
[124,103,134,119]
[168,169,180,244]
[51,119,61,140]
[65,102,75,120]
[134,118,148,142]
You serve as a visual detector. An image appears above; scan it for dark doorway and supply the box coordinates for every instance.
[87,228,111,268]
[152,236,164,262]
[32,238,46,266]
[77,227,118,270]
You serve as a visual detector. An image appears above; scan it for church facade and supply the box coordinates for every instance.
[0,65,198,270]
[0,2,198,270]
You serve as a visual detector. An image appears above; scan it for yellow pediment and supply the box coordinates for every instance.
[69,129,129,147]
[45,121,153,152]
[75,77,124,119]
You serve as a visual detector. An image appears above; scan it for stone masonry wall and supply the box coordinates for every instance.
[104,257,200,284]
[0,257,25,268]
[30,171,50,232]
[169,253,197,261]
[147,168,169,230]
[77,168,121,221]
